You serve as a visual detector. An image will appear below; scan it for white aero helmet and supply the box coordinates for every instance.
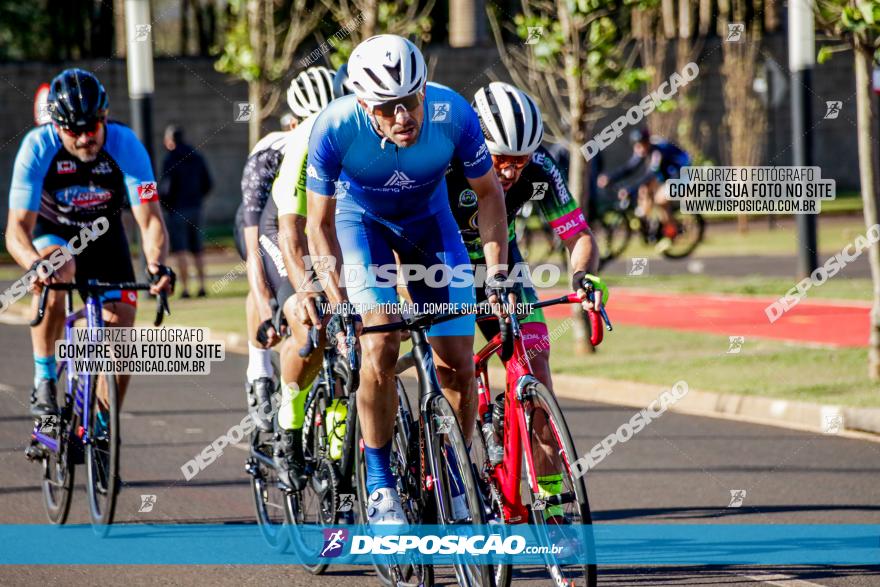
[287,66,335,118]
[347,35,427,103]
[332,64,355,99]
[473,82,544,156]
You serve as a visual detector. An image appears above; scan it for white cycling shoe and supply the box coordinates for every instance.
[367,488,408,525]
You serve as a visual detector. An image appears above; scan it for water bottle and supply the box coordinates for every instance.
[481,409,504,465]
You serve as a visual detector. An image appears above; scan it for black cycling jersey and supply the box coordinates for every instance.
[445,145,588,260]
[239,131,289,227]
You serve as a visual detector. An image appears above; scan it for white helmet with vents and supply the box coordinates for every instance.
[347,35,427,103]
[473,82,544,156]
[287,66,335,118]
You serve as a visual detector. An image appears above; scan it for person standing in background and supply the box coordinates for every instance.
[159,124,213,297]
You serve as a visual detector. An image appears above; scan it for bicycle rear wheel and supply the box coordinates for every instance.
[597,208,632,270]
[40,369,77,524]
[85,372,120,535]
[521,378,597,587]
[248,427,289,552]
[427,394,493,587]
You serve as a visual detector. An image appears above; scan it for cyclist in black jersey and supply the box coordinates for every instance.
[446,82,606,524]
[5,69,173,416]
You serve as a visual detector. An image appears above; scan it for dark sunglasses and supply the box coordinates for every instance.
[371,93,422,117]
[57,119,104,139]
[492,154,531,171]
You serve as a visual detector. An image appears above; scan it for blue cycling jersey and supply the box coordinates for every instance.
[305,84,492,220]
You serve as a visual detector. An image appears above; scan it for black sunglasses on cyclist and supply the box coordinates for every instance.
[371,93,422,117]
[57,119,104,138]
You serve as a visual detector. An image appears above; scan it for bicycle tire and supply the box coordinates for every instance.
[521,378,597,587]
[661,211,705,259]
[288,381,334,575]
[427,394,493,587]
[85,372,120,535]
[597,208,633,270]
[40,367,76,525]
[249,427,289,553]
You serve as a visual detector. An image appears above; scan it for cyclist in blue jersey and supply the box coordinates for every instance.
[5,69,173,418]
[304,35,510,525]
[598,128,691,246]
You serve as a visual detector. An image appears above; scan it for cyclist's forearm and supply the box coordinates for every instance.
[305,197,347,305]
[564,230,599,275]
[243,226,273,319]
[278,215,310,291]
[5,215,40,269]
[135,204,168,267]
[476,189,509,276]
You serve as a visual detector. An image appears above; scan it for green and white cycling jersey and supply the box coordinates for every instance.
[271,113,318,219]
[445,145,589,261]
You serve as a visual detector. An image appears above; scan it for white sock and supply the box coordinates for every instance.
[246,343,273,383]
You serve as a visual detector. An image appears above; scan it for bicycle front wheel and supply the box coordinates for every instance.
[40,368,77,524]
[85,372,120,535]
[521,378,597,587]
[427,394,493,587]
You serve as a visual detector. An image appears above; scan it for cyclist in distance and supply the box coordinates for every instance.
[597,128,691,249]
[5,68,173,418]
[446,81,605,523]
[233,66,334,443]
[304,35,510,525]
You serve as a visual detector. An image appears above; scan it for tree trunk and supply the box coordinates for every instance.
[114,0,127,57]
[853,45,880,379]
[248,81,262,150]
[180,0,190,56]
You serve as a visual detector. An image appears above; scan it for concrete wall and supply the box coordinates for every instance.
[0,36,861,230]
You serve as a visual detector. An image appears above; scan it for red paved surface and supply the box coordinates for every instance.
[540,288,870,348]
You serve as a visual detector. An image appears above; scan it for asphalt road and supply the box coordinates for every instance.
[0,319,878,586]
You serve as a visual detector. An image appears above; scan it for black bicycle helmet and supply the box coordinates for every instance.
[48,69,109,133]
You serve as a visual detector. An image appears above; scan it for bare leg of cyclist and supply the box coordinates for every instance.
[655,182,672,226]
[29,246,74,415]
[277,297,323,430]
[431,334,477,443]
[356,311,404,509]
[357,313,401,449]
[529,349,568,521]
[96,301,135,409]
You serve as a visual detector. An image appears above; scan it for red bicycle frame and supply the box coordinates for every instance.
[473,292,605,523]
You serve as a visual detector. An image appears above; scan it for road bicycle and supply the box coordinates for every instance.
[596,185,705,269]
[470,290,611,587]
[25,280,169,534]
[288,310,362,573]
[359,310,500,587]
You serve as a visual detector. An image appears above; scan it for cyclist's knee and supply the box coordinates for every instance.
[434,348,474,391]
[361,332,400,382]
[103,302,136,326]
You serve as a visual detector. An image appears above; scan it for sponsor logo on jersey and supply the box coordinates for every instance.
[92,161,113,175]
[57,160,77,174]
[137,181,158,202]
[551,210,586,237]
[307,164,319,180]
[55,186,113,208]
[458,189,477,207]
[384,170,415,188]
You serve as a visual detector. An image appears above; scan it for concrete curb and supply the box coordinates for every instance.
[3,302,877,439]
